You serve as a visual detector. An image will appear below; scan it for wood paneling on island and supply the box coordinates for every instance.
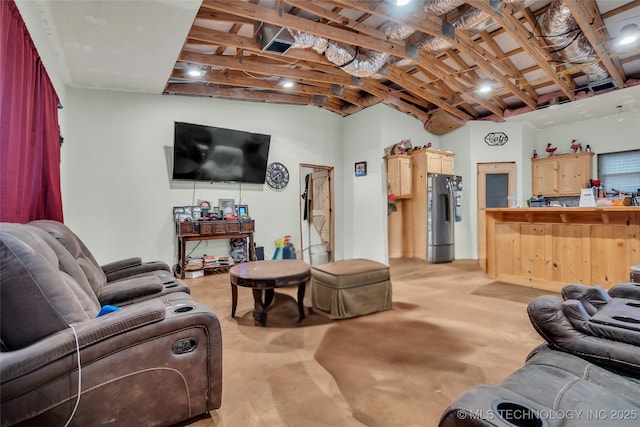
[485,207,640,291]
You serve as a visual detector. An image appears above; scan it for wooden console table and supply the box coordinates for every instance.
[175,220,256,279]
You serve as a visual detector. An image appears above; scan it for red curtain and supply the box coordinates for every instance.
[1,0,63,223]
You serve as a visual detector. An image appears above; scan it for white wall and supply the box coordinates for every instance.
[63,88,343,266]
[342,104,436,264]
[535,110,640,181]
[443,121,530,260]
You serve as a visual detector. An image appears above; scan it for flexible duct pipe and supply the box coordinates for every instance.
[539,0,608,82]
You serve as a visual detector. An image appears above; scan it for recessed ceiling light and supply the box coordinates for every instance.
[281,80,294,88]
[619,23,639,46]
[187,64,204,77]
[396,0,411,5]
[476,79,494,94]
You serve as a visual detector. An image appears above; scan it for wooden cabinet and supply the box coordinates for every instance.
[417,149,455,174]
[387,148,456,260]
[386,155,412,198]
[532,152,593,196]
[407,148,456,260]
[485,208,640,291]
[441,154,455,174]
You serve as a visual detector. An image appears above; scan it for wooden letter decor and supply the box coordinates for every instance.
[484,132,508,146]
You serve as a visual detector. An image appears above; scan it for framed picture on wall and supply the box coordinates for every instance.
[355,161,367,177]
[219,199,235,217]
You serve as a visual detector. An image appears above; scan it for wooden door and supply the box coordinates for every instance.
[310,170,331,243]
[299,164,334,264]
[478,162,516,272]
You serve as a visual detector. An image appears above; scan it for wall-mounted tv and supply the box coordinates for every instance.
[172,121,271,183]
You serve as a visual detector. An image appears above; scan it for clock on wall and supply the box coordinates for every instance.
[265,162,289,189]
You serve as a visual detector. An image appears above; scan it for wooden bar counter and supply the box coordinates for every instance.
[485,207,640,291]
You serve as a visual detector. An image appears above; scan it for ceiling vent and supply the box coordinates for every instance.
[587,77,617,93]
[260,24,295,54]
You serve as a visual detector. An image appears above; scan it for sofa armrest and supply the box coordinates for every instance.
[102,258,171,282]
[609,283,640,300]
[101,257,142,274]
[98,276,164,305]
[0,298,166,383]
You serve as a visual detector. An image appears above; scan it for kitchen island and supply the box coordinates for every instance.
[485,207,639,291]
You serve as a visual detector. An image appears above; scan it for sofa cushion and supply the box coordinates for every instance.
[29,219,109,293]
[1,223,100,311]
[1,232,94,351]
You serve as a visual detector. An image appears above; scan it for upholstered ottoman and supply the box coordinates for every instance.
[311,258,392,319]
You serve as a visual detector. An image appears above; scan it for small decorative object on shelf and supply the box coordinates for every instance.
[585,144,592,152]
[545,142,557,156]
[532,149,538,158]
[570,139,582,153]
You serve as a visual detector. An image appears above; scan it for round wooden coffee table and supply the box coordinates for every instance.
[229,259,311,326]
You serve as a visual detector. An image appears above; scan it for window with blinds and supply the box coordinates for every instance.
[597,149,640,195]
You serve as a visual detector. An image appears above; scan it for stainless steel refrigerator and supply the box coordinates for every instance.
[427,174,462,263]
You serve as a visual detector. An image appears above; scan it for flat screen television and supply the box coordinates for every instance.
[172,121,271,183]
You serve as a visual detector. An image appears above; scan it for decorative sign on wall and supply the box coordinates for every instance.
[484,132,508,146]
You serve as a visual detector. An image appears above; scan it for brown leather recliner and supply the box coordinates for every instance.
[0,224,222,426]
[28,220,190,305]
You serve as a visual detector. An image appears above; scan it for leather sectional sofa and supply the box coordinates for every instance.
[0,221,222,426]
[440,283,640,427]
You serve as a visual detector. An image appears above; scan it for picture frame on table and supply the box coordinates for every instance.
[237,204,249,218]
[219,199,235,217]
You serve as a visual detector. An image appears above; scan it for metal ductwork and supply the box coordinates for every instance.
[539,0,609,83]
[260,24,295,54]
[288,24,402,78]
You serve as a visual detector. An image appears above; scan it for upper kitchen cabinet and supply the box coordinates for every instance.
[532,152,593,196]
[410,148,455,175]
[386,155,412,198]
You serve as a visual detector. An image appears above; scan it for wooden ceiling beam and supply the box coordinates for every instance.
[519,7,576,92]
[180,49,433,123]
[195,10,255,25]
[201,0,475,122]
[286,0,477,118]
[472,1,576,101]
[441,49,506,114]
[201,0,409,56]
[564,0,626,88]
[478,31,538,103]
[384,66,475,120]
[164,82,347,113]
[171,68,365,107]
[328,1,519,114]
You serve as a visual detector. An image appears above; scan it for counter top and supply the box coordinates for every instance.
[486,207,639,212]
[485,206,639,225]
